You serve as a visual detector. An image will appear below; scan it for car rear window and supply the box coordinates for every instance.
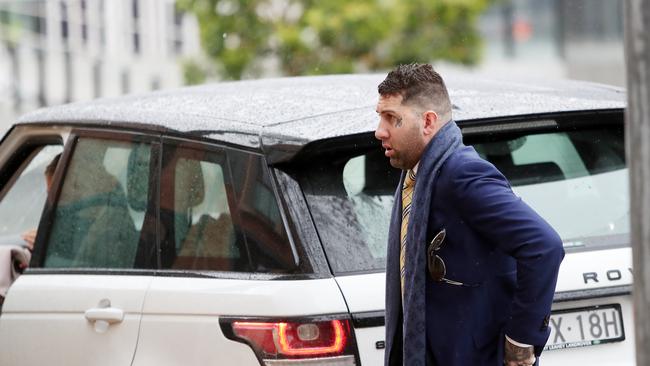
[296,116,628,274]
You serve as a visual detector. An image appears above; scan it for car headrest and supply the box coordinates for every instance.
[481,138,526,156]
[127,144,151,212]
[499,161,565,186]
[175,158,205,211]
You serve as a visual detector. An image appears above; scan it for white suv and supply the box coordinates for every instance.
[0,74,631,365]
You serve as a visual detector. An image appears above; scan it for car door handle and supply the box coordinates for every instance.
[85,307,124,333]
[85,307,124,323]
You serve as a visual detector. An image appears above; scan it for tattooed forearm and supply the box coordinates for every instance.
[504,339,535,365]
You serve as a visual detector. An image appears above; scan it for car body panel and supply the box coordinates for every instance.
[132,314,260,366]
[0,274,151,366]
[335,273,386,366]
[353,326,385,366]
[554,247,632,292]
[335,273,385,313]
[131,276,350,366]
[139,276,348,316]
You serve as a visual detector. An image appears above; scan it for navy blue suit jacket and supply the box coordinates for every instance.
[384,146,565,365]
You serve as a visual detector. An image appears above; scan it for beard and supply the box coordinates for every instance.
[389,141,424,170]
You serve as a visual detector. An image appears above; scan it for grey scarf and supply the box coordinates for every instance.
[386,120,463,365]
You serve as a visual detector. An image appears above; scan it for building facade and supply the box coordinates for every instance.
[0,0,201,132]
[477,0,625,87]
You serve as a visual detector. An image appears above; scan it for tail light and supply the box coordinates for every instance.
[220,315,359,365]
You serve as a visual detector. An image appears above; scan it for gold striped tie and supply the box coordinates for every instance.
[400,169,416,298]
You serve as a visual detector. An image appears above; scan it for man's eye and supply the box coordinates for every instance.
[380,113,401,126]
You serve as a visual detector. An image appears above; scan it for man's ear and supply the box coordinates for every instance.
[422,110,439,136]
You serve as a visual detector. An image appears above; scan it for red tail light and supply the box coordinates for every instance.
[221,316,358,365]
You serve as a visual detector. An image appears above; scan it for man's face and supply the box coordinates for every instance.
[375,93,427,170]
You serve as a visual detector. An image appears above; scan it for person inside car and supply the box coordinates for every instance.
[1,153,61,307]
[20,153,61,250]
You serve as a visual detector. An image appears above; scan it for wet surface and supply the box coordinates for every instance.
[17,73,625,151]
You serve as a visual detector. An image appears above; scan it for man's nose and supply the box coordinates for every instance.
[375,122,389,141]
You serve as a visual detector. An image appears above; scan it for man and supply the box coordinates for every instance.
[375,64,564,366]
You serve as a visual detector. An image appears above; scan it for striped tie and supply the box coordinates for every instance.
[400,169,416,298]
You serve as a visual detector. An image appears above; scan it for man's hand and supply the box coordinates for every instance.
[504,338,536,366]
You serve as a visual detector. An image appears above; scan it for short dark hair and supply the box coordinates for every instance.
[378,63,452,117]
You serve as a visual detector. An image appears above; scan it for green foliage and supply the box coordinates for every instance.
[178,0,492,80]
[182,59,208,85]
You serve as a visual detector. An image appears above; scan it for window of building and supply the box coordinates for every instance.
[121,69,130,94]
[0,3,46,36]
[132,0,140,54]
[172,5,184,54]
[80,0,88,44]
[99,0,106,47]
[60,1,68,42]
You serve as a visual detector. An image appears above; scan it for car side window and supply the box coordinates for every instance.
[228,150,297,272]
[166,153,238,270]
[160,144,297,273]
[0,144,63,248]
[43,138,153,269]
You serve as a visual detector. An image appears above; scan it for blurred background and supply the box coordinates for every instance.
[0,0,625,132]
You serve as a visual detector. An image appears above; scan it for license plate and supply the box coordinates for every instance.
[544,304,625,351]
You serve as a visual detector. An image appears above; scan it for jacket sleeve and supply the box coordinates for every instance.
[448,156,565,351]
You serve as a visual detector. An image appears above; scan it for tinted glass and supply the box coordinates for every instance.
[160,145,297,273]
[0,145,63,247]
[44,138,152,268]
[298,120,627,274]
[473,128,627,250]
[298,148,399,273]
[229,151,297,272]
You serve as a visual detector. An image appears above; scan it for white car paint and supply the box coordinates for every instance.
[131,276,349,365]
[0,274,152,366]
[333,247,635,366]
[335,273,386,366]
[353,326,385,366]
[335,273,385,313]
[555,247,632,292]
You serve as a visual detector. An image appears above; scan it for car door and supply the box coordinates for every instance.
[131,139,352,365]
[0,125,65,300]
[0,128,160,366]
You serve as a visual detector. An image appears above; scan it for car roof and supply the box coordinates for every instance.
[17,72,625,161]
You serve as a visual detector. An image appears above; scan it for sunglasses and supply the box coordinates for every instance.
[427,229,479,287]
